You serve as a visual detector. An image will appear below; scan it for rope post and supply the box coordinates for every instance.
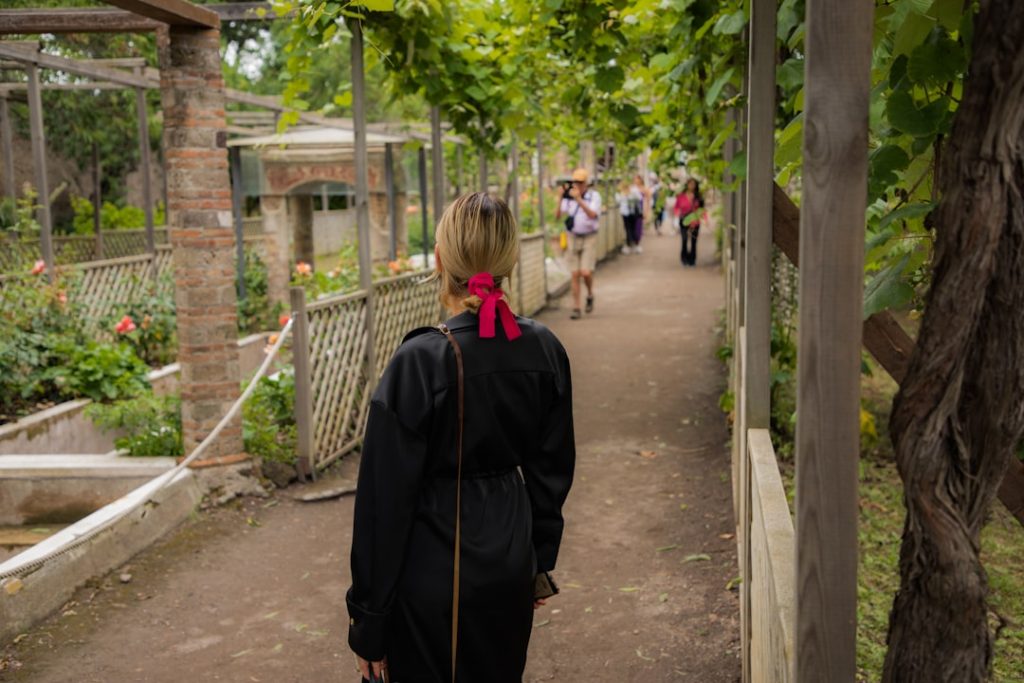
[25,62,53,281]
[0,96,14,200]
[290,286,315,481]
[385,142,397,261]
[418,144,430,263]
[537,135,548,304]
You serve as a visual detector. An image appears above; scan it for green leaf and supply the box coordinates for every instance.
[729,150,747,181]
[869,144,911,190]
[777,58,804,92]
[594,65,625,93]
[885,91,948,137]
[908,36,965,86]
[877,202,935,232]
[888,54,909,90]
[705,67,735,108]
[333,92,353,107]
[713,10,746,36]
[928,0,965,30]
[775,114,803,167]
[864,255,915,318]
[893,11,936,56]
[649,53,674,71]
[351,0,395,10]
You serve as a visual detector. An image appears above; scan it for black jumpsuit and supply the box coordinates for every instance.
[347,311,576,682]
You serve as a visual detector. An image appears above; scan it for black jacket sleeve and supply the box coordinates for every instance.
[346,335,436,661]
[523,340,575,573]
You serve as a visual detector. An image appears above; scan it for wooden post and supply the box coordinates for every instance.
[430,105,445,222]
[351,17,377,386]
[741,2,777,680]
[92,142,103,259]
[418,144,429,262]
[796,0,872,680]
[0,96,14,199]
[25,62,53,278]
[384,142,397,261]
[510,135,523,309]
[478,149,487,194]
[229,146,246,300]
[134,66,155,255]
[537,134,548,300]
[289,286,315,480]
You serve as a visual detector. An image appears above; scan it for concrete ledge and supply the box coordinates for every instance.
[0,468,202,645]
[0,456,176,526]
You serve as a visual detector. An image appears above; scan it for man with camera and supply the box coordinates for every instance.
[555,168,602,320]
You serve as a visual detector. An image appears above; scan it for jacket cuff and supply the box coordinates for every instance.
[346,588,389,661]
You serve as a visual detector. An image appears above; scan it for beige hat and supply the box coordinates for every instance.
[571,168,590,183]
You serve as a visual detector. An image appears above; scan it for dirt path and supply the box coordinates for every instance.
[1,225,739,682]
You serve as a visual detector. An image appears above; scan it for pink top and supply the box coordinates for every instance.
[674,193,702,227]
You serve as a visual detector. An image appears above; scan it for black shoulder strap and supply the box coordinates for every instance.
[437,323,464,683]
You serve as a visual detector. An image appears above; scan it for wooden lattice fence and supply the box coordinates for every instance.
[0,229,170,273]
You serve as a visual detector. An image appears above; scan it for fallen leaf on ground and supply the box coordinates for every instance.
[635,648,655,662]
[719,533,735,540]
[534,619,550,628]
[726,577,742,591]
[638,450,657,459]
[231,649,253,659]
[619,586,640,593]
[658,593,669,603]
[656,544,678,553]
[683,553,711,563]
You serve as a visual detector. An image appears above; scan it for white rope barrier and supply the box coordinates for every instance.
[0,319,295,582]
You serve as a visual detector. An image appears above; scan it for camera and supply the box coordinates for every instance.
[561,181,573,200]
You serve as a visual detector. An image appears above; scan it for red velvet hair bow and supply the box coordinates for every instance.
[468,272,521,341]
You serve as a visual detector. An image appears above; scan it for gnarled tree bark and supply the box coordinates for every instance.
[882,1,1024,680]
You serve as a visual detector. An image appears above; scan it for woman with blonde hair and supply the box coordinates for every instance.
[347,192,576,682]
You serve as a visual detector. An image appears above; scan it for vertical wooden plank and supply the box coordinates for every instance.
[537,135,548,301]
[742,3,777,681]
[418,145,429,262]
[796,0,872,680]
[510,136,523,308]
[92,142,104,260]
[290,286,315,481]
[229,146,246,300]
[134,68,155,255]
[430,106,445,221]
[350,18,377,386]
[0,96,14,199]
[385,142,397,261]
[25,62,53,278]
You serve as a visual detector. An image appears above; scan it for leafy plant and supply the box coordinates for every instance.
[87,391,183,457]
[237,248,281,335]
[70,196,166,234]
[45,340,150,403]
[242,370,297,465]
[103,273,178,367]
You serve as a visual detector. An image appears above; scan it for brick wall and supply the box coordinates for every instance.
[159,26,243,458]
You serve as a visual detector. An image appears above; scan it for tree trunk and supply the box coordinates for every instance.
[883,2,1024,681]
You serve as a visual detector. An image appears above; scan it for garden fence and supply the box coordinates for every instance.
[289,225,623,474]
[0,228,171,273]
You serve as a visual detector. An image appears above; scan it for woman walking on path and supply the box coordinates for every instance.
[616,179,643,254]
[630,174,650,253]
[674,178,704,266]
[347,192,577,683]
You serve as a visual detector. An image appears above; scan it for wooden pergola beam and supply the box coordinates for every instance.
[0,3,273,35]
[0,43,150,88]
[100,0,219,29]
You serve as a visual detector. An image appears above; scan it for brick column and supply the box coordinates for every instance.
[159,26,243,458]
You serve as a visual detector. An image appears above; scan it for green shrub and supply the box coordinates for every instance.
[237,249,280,335]
[243,371,297,465]
[103,273,178,367]
[70,196,166,234]
[87,392,183,457]
[45,340,151,403]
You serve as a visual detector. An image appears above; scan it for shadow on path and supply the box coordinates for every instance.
[2,226,739,683]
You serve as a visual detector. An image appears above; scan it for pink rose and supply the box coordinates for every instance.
[295,261,312,276]
[31,260,46,276]
[115,315,136,334]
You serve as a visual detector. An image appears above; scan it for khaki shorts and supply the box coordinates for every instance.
[567,232,598,273]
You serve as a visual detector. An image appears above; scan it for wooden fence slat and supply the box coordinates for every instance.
[796,0,873,679]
